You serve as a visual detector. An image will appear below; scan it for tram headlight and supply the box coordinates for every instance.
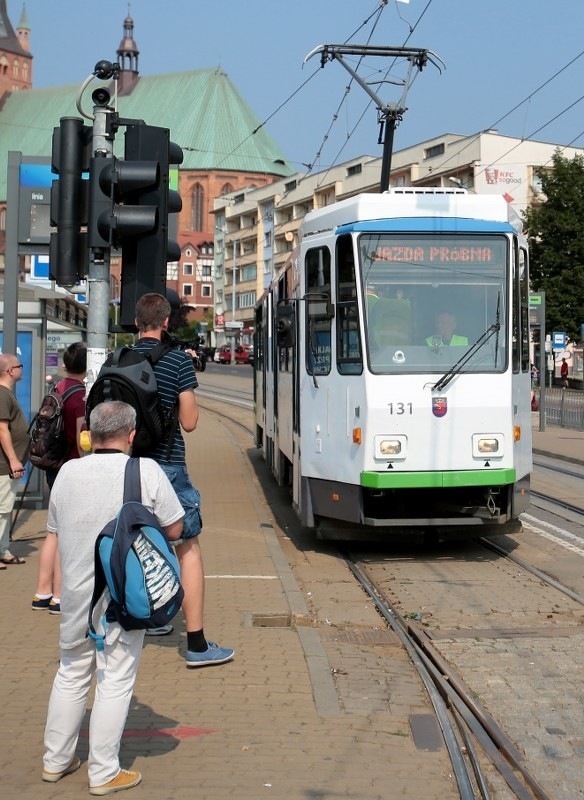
[380,439,401,455]
[374,434,407,460]
[472,434,504,458]
[477,438,499,453]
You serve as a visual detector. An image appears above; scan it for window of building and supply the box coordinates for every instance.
[220,183,234,195]
[239,292,257,308]
[242,265,257,282]
[202,285,212,297]
[183,262,193,275]
[185,248,192,257]
[12,59,19,77]
[264,230,272,248]
[285,179,297,192]
[0,208,5,232]
[190,184,204,231]
[183,284,193,296]
[347,163,362,177]
[201,265,212,278]
[424,143,445,159]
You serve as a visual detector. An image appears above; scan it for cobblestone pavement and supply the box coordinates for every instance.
[2,410,458,800]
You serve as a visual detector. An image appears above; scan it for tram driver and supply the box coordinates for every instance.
[426,311,469,347]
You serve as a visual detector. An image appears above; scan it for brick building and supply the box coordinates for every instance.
[0,6,293,323]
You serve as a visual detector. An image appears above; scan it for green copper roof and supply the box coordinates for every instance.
[0,67,293,198]
[18,3,30,31]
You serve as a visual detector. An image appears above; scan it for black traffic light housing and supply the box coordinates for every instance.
[114,123,183,328]
[49,117,91,287]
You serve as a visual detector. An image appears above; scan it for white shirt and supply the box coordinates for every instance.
[47,453,184,648]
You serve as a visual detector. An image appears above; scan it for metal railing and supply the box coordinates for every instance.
[533,387,584,430]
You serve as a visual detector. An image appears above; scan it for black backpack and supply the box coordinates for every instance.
[29,384,86,471]
[87,457,184,649]
[85,344,177,457]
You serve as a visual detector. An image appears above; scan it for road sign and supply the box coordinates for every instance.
[552,331,567,350]
[225,320,244,329]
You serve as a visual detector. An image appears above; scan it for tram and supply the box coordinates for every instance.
[254,188,532,539]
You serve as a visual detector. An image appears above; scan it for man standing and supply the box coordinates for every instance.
[32,342,88,613]
[133,293,234,667]
[561,357,569,388]
[43,401,184,795]
[0,353,29,567]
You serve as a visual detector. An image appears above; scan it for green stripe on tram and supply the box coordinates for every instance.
[361,468,517,490]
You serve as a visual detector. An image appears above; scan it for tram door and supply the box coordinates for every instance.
[298,244,334,487]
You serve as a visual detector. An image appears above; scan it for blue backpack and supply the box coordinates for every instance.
[87,458,184,650]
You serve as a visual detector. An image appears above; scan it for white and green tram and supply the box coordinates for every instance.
[254,188,532,539]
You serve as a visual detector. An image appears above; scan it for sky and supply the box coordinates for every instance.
[10,0,584,174]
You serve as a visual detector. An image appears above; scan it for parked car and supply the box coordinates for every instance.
[217,344,253,364]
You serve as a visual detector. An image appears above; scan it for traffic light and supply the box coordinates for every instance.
[49,117,91,287]
[107,122,184,328]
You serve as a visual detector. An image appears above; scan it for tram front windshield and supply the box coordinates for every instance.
[360,233,508,375]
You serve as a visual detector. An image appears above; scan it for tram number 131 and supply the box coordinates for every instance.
[387,402,413,415]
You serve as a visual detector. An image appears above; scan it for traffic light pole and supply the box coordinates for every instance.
[86,104,114,390]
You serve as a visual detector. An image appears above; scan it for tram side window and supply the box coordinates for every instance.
[254,303,264,371]
[278,276,293,374]
[519,247,530,372]
[306,247,332,376]
[512,239,521,374]
[336,234,362,374]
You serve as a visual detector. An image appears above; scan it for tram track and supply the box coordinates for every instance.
[199,388,584,799]
[345,553,556,800]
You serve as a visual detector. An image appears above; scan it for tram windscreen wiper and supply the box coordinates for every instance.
[432,321,501,392]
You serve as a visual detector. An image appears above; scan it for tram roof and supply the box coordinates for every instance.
[300,189,520,236]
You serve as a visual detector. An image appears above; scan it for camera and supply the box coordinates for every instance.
[162,332,207,372]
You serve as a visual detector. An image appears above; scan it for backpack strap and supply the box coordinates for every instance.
[87,534,109,652]
[59,383,85,403]
[145,342,173,366]
[123,457,142,504]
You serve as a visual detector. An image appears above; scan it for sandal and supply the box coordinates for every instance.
[1,555,26,565]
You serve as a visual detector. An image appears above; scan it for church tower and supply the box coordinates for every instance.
[0,0,32,96]
[116,9,139,95]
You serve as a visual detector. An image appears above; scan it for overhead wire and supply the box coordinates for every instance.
[213,0,391,172]
[310,0,436,190]
[429,47,584,175]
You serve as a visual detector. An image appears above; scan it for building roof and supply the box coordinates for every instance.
[0,66,293,199]
[0,0,28,56]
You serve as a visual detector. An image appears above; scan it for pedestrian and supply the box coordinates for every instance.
[561,357,569,388]
[0,353,29,568]
[42,401,184,795]
[32,342,87,613]
[133,292,234,667]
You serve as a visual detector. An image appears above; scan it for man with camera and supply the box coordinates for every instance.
[133,293,234,667]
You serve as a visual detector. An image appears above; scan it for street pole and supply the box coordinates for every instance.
[85,103,114,390]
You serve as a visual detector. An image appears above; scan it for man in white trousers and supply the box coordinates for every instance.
[42,401,184,796]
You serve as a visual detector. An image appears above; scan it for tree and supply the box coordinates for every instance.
[523,151,584,342]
